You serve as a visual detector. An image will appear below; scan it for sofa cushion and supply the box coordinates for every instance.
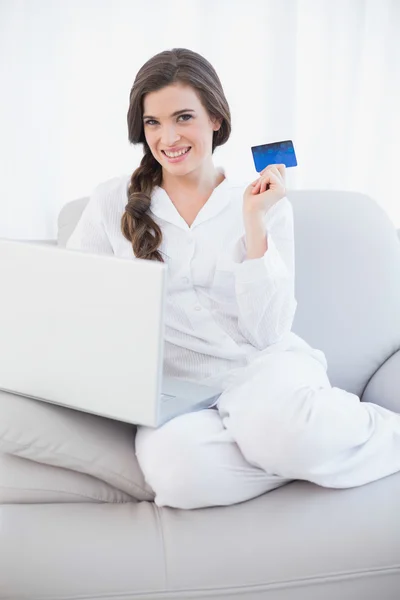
[1,476,399,599]
[0,452,133,504]
[0,389,155,501]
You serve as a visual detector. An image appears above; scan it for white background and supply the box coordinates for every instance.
[1,0,399,239]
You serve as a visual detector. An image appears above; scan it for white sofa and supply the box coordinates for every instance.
[1,189,400,600]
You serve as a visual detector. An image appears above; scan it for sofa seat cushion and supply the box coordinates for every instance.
[1,476,399,599]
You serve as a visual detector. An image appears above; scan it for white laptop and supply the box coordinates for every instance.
[0,239,222,427]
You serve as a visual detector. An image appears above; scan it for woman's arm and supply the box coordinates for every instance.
[232,195,297,349]
[243,212,268,258]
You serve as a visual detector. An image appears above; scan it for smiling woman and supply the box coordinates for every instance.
[121,48,231,261]
[64,46,400,511]
[142,83,221,178]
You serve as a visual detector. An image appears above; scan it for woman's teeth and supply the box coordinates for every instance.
[164,147,190,158]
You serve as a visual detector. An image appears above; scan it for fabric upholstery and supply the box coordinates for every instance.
[1,476,399,599]
[0,452,133,504]
[0,389,154,501]
[362,349,400,412]
[290,190,400,399]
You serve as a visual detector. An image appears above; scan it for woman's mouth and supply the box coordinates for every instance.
[162,147,191,163]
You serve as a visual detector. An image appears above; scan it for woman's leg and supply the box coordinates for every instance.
[218,350,400,488]
[135,409,292,509]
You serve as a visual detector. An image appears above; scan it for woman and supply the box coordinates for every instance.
[67,48,400,510]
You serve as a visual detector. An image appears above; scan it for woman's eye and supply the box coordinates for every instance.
[144,114,192,126]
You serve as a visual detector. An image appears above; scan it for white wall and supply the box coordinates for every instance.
[0,0,399,239]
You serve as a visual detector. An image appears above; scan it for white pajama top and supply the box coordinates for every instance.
[66,169,325,390]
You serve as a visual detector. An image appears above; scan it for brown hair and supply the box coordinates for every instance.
[121,48,232,262]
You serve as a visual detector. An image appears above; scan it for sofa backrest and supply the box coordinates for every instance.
[58,197,90,248]
[290,190,400,397]
[59,190,400,398]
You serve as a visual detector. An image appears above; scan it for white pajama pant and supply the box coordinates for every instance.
[135,348,400,509]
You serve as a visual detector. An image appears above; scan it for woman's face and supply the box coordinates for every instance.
[142,83,221,175]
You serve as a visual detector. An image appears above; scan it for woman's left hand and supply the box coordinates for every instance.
[243,164,286,217]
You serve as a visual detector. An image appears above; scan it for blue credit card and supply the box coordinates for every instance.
[251,140,297,172]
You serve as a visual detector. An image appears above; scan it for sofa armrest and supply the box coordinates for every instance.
[361,349,400,413]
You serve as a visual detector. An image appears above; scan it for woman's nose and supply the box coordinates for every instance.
[161,126,180,147]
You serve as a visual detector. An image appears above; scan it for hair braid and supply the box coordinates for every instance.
[121,150,164,261]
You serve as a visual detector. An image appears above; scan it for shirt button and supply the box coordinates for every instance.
[182,277,190,284]
[194,305,202,311]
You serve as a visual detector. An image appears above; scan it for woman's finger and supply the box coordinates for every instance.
[254,173,272,194]
[251,165,286,194]
[260,163,285,175]
[260,163,286,181]
[260,175,270,194]
[266,165,284,183]
[253,175,268,194]
[253,171,283,194]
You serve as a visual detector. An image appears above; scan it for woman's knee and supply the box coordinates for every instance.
[222,385,362,480]
[135,410,225,509]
